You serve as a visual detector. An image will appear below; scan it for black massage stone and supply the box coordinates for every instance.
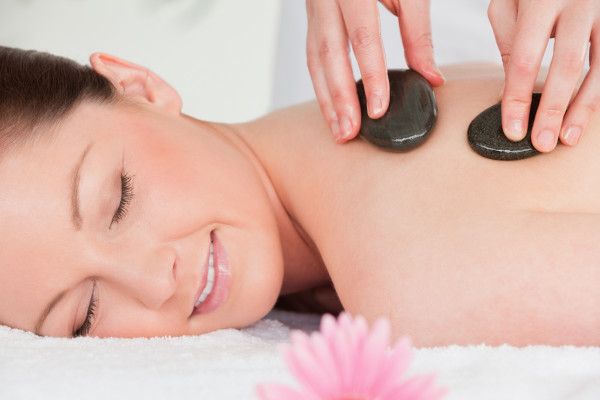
[468,93,542,161]
[356,69,437,152]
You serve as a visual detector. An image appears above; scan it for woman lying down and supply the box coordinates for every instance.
[1,46,599,347]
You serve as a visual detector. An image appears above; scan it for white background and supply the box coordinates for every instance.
[0,0,559,122]
[0,0,281,122]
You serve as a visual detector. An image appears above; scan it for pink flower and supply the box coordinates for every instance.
[256,312,446,400]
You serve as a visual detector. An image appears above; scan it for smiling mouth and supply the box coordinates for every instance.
[190,231,231,316]
[195,236,215,307]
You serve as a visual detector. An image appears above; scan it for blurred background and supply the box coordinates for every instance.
[0,0,558,123]
[0,0,280,122]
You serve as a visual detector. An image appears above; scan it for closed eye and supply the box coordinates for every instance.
[111,172,134,227]
[73,282,97,337]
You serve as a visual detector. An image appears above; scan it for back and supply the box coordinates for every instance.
[252,63,600,346]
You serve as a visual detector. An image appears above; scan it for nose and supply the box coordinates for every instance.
[105,246,177,310]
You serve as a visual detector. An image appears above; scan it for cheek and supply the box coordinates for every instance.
[131,128,276,235]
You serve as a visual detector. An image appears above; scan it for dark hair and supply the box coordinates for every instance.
[0,46,117,154]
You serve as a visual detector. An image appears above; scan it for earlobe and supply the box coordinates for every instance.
[89,53,182,114]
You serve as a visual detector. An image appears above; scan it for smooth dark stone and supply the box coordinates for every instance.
[356,69,437,152]
[468,93,542,161]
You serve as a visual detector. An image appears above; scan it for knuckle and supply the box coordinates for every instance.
[510,54,538,75]
[318,40,346,62]
[539,106,564,119]
[405,32,434,52]
[558,51,584,74]
[330,86,349,104]
[359,70,383,87]
[505,96,533,110]
[583,96,600,115]
[349,26,378,52]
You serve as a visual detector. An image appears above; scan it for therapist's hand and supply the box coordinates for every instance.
[306,0,445,143]
[489,0,600,152]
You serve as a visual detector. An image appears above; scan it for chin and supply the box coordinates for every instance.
[231,276,283,330]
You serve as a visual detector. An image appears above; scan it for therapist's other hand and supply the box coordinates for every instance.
[306,0,445,143]
[489,0,600,152]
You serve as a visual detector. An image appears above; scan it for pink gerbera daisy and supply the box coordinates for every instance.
[256,312,445,400]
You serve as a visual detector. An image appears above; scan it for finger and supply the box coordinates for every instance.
[532,10,591,152]
[311,0,361,142]
[396,0,445,87]
[307,20,340,140]
[488,0,518,101]
[340,0,389,118]
[560,34,600,146]
[501,3,555,141]
[488,0,518,71]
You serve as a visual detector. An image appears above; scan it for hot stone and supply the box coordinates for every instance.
[468,93,542,161]
[356,69,437,152]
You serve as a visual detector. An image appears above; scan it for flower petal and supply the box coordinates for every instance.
[320,313,337,341]
[283,331,337,397]
[331,314,355,392]
[354,317,391,394]
[307,332,343,394]
[371,337,414,397]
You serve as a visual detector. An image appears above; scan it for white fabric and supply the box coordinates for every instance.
[2,310,600,400]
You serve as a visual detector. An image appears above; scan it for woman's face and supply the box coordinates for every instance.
[0,101,284,338]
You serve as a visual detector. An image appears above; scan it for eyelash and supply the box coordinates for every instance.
[72,173,133,337]
[111,172,134,226]
[73,282,97,338]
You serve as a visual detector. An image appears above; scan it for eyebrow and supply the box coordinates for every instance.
[71,143,93,230]
[34,143,94,335]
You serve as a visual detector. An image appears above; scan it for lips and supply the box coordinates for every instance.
[190,231,231,316]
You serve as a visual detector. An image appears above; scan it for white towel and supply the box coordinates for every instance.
[2,310,600,400]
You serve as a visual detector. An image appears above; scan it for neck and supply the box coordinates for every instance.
[202,113,329,294]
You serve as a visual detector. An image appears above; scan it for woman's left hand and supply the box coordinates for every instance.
[488,0,600,152]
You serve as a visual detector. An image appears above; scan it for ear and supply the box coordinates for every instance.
[89,53,182,114]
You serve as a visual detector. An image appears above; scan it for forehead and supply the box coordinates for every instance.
[0,102,132,255]
[0,107,94,224]
[0,104,108,328]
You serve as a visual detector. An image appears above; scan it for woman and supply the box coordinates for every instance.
[0,47,598,346]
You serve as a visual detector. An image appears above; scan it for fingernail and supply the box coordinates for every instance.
[339,115,353,139]
[368,95,383,118]
[562,126,581,146]
[425,67,445,84]
[330,119,341,141]
[506,119,524,140]
[537,129,556,152]
[433,65,446,82]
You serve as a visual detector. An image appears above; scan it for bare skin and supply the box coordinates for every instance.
[1,59,598,346]
[243,63,600,347]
